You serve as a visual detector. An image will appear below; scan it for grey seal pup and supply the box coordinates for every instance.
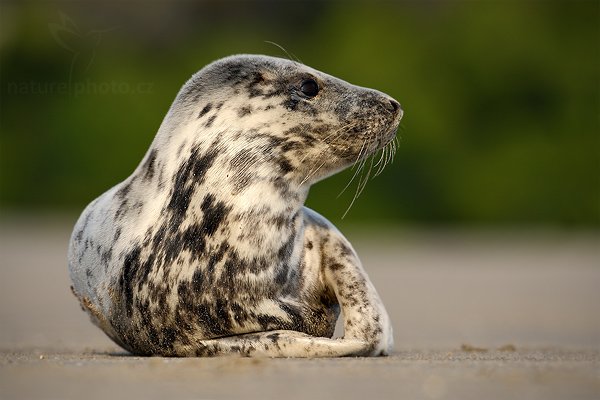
[68,54,403,357]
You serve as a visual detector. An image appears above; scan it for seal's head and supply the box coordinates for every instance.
[156,55,402,190]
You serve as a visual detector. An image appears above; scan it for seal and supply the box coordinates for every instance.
[68,54,403,357]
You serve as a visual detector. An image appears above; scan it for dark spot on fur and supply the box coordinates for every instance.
[232,171,252,193]
[270,176,297,202]
[283,97,299,111]
[277,234,295,261]
[75,212,92,243]
[195,344,218,357]
[120,246,141,317]
[137,299,159,346]
[279,302,306,330]
[142,150,157,181]
[281,141,301,153]
[274,264,289,286]
[137,252,156,290]
[229,150,261,193]
[256,314,285,331]
[230,149,258,171]
[194,302,229,336]
[201,194,229,236]
[101,248,113,264]
[330,262,344,271]
[207,241,230,273]
[278,157,293,174]
[237,105,252,117]
[167,147,218,225]
[231,302,249,324]
[266,332,280,342]
[205,115,216,128]
[190,268,206,293]
[269,214,287,229]
[114,177,138,219]
[198,103,212,118]
[247,72,266,98]
[116,180,132,199]
[161,326,177,350]
[178,223,209,258]
[337,242,353,258]
[215,298,232,330]
[222,62,249,85]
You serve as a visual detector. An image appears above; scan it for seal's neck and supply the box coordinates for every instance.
[139,117,311,250]
[201,175,308,264]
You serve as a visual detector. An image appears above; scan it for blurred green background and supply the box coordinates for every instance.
[1,0,598,228]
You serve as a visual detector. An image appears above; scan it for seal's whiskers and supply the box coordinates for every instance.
[264,41,302,64]
[341,132,378,218]
[298,121,360,182]
[337,127,375,198]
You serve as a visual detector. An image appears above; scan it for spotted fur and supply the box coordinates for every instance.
[68,54,403,357]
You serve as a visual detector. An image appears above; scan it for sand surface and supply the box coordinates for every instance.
[0,217,599,399]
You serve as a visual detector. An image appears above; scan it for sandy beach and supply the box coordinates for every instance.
[1,217,598,399]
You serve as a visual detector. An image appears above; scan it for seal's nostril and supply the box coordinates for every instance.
[387,99,400,113]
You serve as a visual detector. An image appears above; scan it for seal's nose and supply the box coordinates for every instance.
[387,99,400,113]
[385,99,403,120]
[384,98,402,117]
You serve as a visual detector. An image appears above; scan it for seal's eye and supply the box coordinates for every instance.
[300,79,319,98]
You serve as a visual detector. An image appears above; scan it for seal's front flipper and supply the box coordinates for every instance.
[321,234,394,357]
[189,330,367,357]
